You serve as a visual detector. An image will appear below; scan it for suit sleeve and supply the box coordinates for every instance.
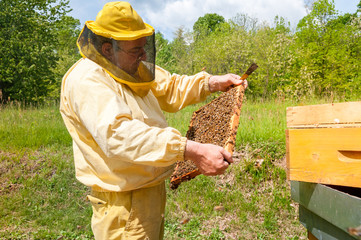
[151,66,212,113]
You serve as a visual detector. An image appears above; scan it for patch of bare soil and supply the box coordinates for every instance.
[274,156,287,170]
[200,214,243,239]
[0,150,48,195]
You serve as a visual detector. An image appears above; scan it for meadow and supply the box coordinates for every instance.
[0,97,334,239]
[2,1,360,238]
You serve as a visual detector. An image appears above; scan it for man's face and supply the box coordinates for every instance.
[114,37,147,76]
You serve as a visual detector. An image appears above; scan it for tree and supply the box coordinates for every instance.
[252,17,294,99]
[229,13,259,32]
[164,1,361,100]
[0,0,78,103]
[169,26,193,74]
[193,13,225,40]
[294,0,338,96]
[49,15,81,100]
[293,0,361,98]
[155,32,176,72]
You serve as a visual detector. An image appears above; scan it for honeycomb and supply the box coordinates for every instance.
[170,85,245,189]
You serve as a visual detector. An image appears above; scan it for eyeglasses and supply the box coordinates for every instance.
[116,46,146,60]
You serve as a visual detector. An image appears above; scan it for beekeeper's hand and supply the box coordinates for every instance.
[184,140,233,176]
[208,74,248,92]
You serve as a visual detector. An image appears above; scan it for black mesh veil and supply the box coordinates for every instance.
[143,33,156,74]
[77,25,156,85]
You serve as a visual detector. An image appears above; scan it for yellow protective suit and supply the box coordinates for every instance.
[60,57,211,239]
[88,183,166,239]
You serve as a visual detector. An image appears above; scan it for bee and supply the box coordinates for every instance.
[180,218,190,225]
[348,225,361,236]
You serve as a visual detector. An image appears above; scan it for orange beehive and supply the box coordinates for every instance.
[286,101,361,188]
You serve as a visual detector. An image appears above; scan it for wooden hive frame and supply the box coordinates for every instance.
[170,63,258,189]
[170,85,245,189]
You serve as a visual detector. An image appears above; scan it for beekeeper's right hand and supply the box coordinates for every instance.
[184,140,233,176]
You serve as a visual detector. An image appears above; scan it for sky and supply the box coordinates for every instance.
[67,0,360,40]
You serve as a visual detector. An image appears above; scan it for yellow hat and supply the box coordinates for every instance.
[86,1,154,40]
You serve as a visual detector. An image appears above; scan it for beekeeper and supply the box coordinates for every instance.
[60,1,247,239]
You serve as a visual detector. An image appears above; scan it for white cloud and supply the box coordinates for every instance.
[133,0,307,39]
[143,0,200,35]
[68,0,359,40]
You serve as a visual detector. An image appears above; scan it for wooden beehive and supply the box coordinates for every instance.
[169,85,245,189]
[291,181,361,239]
[286,101,361,188]
[287,101,361,240]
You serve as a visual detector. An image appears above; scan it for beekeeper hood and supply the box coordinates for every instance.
[77,1,156,96]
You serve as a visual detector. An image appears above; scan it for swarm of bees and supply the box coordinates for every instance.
[170,86,245,189]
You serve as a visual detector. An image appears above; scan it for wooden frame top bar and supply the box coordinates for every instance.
[287,101,361,128]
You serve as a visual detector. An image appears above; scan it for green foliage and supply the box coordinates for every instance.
[251,17,294,98]
[292,0,361,98]
[192,23,254,75]
[193,13,225,40]
[50,15,81,100]
[169,26,194,74]
[1,0,360,103]
[157,0,361,100]
[0,0,79,104]
[155,32,177,73]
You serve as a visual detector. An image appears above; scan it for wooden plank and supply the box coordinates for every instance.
[287,128,361,188]
[286,129,290,180]
[308,231,318,240]
[287,101,361,128]
[289,123,361,129]
[291,181,361,239]
[299,205,358,240]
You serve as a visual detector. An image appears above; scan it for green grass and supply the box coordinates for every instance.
[163,97,308,239]
[0,103,71,150]
[0,98,332,239]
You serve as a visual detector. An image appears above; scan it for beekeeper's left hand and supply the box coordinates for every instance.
[208,74,248,92]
